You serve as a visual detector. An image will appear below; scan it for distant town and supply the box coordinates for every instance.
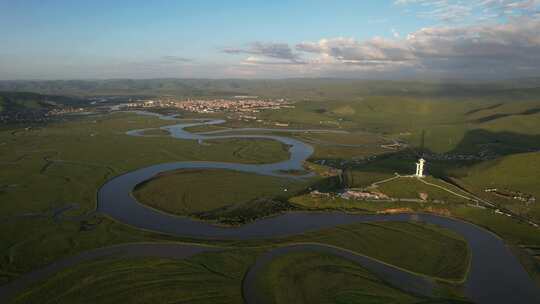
[0,95,294,124]
[120,96,294,114]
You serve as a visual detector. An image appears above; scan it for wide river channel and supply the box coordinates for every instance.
[2,112,540,304]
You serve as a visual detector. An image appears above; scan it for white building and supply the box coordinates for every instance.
[415,158,426,178]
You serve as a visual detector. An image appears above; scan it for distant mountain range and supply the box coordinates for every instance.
[1,78,540,101]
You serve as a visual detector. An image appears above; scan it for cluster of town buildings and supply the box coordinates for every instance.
[340,190,389,200]
[46,107,87,116]
[309,189,390,201]
[485,188,536,204]
[121,96,293,114]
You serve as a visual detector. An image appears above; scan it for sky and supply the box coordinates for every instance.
[1,0,539,80]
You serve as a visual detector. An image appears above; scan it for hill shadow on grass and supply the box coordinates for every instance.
[450,129,540,156]
[470,108,540,123]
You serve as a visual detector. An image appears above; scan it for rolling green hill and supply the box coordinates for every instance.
[256,96,540,155]
[451,152,540,220]
[0,91,84,114]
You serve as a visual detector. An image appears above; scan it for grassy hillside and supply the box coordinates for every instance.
[451,152,540,220]
[0,91,83,113]
[255,97,540,156]
[457,152,540,196]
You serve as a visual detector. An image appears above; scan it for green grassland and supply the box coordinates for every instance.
[291,160,540,282]
[0,217,471,293]
[255,251,470,304]
[158,95,540,170]
[373,177,472,203]
[2,82,540,302]
[184,124,232,133]
[257,97,540,155]
[133,168,313,224]
[300,177,540,283]
[344,170,397,187]
[0,216,176,285]
[187,128,392,164]
[0,112,289,216]
[282,222,470,281]
[205,138,290,163]
[9,221,470,304]
[0,112,288,284]
[295,131,387,146]
[292,175,540,284]
[291,195,462,216]
[11,250,258,304]
[139,128,171,136]
[0,111,471,289]
[294,131,390,161]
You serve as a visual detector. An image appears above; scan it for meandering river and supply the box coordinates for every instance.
[1,112,539,304]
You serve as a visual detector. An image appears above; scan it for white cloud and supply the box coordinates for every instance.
[297,37,415,63]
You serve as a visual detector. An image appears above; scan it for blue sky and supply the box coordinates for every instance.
[1,0,539,79]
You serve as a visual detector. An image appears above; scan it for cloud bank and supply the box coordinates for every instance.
[222,16,540,79]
